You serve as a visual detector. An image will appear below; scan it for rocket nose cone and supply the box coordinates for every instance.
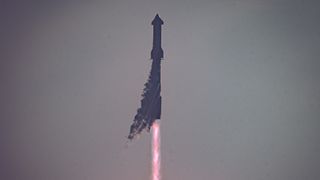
[152,14,164,25]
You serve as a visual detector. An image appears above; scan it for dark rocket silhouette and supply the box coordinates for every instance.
[128,14,164,140]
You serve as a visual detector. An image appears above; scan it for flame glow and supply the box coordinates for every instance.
[152,120,161,180]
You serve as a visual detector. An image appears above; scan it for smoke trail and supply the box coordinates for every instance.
[128,61,161,140]
[152,120,161,180]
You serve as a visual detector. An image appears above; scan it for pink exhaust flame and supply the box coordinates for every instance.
[152,120,161,180]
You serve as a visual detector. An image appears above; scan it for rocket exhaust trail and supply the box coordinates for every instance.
[152,120,161,180]
[127,14,164,180]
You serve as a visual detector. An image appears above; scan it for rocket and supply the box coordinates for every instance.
[128,14,164,140]
[151,14,164,60]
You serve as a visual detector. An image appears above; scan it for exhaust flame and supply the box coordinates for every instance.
[152,120,161,180]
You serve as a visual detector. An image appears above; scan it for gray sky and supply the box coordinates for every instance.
[1,0,320,180]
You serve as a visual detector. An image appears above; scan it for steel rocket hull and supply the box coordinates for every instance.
[128,14,164,140]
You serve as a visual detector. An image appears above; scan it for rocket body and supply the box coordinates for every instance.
[128,14,164,140]
[151,14,164,60]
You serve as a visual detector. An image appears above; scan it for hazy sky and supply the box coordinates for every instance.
[1,0,320,180]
